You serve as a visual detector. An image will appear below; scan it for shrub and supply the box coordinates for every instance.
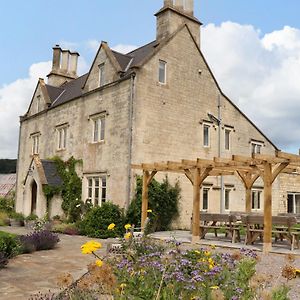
[78,202,124,238]
[9,211,25,221]
[0,252,9,268]
[25,214,38,221]
[0,211,9,226]
[52,223,79,235]
[0,231,20,258]
[19,230,59,252]
[0,197,14,213]
[126,176,180,232]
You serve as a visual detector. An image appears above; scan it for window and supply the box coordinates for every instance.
[225,189,230,210]
[252,190,262,210]
[251,141,263,154]
[203,124,210,147]
[159,60,166,84]
[36,95,41,114]
[99,63,105,87]
[92,116,105,142]
[225,129,231,150]
[57,126,68,150]
[287,193,300,213]
[31,134,40,154]
[87,176,107,206]
[202,188,209,210]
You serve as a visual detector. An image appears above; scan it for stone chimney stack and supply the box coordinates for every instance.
[47,45,80,87]
[156,0,201,46]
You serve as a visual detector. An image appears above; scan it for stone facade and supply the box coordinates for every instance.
[16,0,300,226]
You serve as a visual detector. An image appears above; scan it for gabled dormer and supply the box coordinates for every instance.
[25,78,52,117]
[82,41,123,92]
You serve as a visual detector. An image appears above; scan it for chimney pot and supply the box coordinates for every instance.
[61,50,69,72]
[185,0,194,15]
[174,0,184,10]
[52,45,61,72]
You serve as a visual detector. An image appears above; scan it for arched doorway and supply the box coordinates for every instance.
[31,180,37,214]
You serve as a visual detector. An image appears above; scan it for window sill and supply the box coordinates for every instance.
[56,148,66,152]
[156,82,169,88]
[89,140,105,145]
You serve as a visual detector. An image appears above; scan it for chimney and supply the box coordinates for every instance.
[69,52,80,76]
[47,45,80,87]
[185,0,194,15]
[155,0,201,46]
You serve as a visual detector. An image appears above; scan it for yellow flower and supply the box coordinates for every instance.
[194,250,201,255]
[210,244,216,249]
[95,259,103,267]
[147,209,152,213]
[108,223,116,230]
[120,283,126,289]
[81,240,102,254]
[204,251,211,257]
[124,232,132,240]
[210,286,219,290]
[124,224,132,230]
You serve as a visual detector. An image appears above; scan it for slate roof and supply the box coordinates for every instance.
[44,41,158,108]
[0,174,16,197]
[40,160,63,187]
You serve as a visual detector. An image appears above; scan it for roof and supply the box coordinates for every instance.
[40,160,63,187]
[0,174,16,197]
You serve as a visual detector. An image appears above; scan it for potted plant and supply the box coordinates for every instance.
[51,215,62,226]
[9,212,25,227]
[24,214,38,229]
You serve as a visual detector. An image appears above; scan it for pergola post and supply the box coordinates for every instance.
[263,162,272,253]
[192,168,201,243]
[245,187,252,213]
[141,170,150,230]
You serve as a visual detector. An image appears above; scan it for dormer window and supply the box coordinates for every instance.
[99,63,105,87]
[159,60,167,84]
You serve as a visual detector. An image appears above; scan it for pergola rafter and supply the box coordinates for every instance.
[132,151,300,253]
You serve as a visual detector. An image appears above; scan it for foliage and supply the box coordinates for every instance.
[126,176,180,231]
[0,231,20,258]
[0,197,14,213]
[52,223,79,235]
[271,285,290,300]
[43,157,83,223]
[0,252,9,268]
[19,230,59,252]
[25,213,38,221]
[9,211,25,221]
[78,202,124,238]
[0,159,17,173]
[0,211,9,226]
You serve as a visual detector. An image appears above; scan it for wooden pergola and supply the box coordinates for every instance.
[132,151,300,253]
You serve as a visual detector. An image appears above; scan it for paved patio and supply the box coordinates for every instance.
[0,227,111,300]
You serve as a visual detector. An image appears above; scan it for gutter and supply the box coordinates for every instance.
[126,73,136,209]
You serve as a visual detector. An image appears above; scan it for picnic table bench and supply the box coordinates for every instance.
[241,215,300,250]
[199,213,241,243]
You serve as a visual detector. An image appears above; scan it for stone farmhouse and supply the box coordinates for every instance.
[16,0,300,228]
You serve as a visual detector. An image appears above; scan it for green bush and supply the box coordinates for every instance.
[0,211,9,226]
[0,197,14,213]
[9,211,25,221]
[0,231,20,258]
[78,202,124,238]
[126,176,180,232]
[25,214,38,221]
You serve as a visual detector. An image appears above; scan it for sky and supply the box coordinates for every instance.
[1,0,300,158]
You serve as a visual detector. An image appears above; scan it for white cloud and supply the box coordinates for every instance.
[0,61,51,158]
[86,40,137,54]
[201,22,300,152]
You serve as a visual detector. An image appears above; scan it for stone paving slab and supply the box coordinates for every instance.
[0,227,111,300]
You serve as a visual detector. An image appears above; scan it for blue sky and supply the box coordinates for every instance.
[1,0,300,158]
[1,0,300,85]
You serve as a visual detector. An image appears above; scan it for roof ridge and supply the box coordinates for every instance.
[127,40,157,55]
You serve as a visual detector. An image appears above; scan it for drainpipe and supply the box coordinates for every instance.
[126,73,136,209]
[15,120,22,213]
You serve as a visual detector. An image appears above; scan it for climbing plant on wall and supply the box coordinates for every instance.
[43,156,82,222]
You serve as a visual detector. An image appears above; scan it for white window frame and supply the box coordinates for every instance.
[251,189,262,210]
[158,60,167,84]
[202,187,209,211]
[56,125,68,150]
[287,193,300,214]
[203,124,210,147]
[31,133,40,155]
[99,63,105,87]
[91,115,105,143]
[251,141,263,155]
[86,175,107,206]
[224,128,231,151]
